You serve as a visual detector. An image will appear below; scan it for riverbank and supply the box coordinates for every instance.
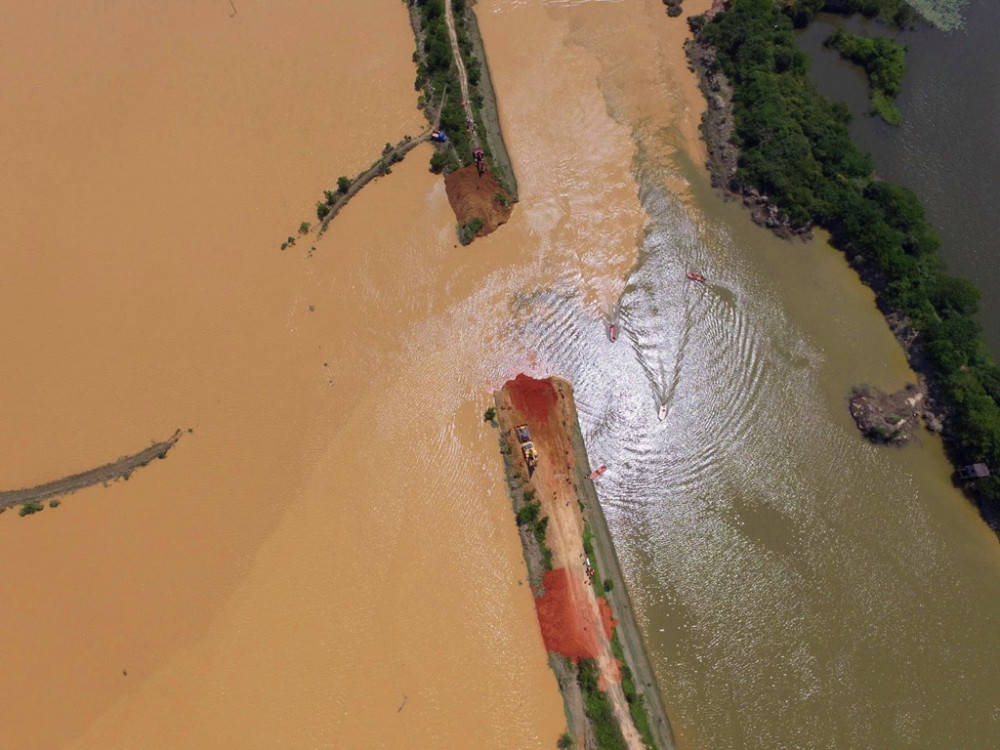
[494,375,674,750]
[687,0,1000,534]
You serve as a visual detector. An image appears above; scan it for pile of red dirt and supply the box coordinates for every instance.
[444,165,514,239]
[597,597,617,640]
[534,568,600,660]
[507,374,558,426]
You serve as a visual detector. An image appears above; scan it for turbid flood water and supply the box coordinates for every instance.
[2,1,1000,748]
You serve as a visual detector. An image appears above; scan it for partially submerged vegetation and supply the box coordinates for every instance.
[784,0,916,28]
[283,128,435,250]
[689,0,1000,532]
[457,217,484,245]
[281,0,517,250]
[0,430,183,515]
[825,28,906,124]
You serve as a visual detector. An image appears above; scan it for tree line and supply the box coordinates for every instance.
[694,0,1000,527]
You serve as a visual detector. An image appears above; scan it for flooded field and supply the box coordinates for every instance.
[1,1,564,747]
[3,0,1000,748]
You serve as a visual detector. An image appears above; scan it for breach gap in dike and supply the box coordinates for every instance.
[287,0,518,251]
[493,375,674,750]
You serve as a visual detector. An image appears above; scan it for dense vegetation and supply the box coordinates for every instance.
[696,0,1000,528]
[825,28,906,123]
[458,217,484,245]
[577,658,629,750]
[412,0,494,174]
[784,0,915,28]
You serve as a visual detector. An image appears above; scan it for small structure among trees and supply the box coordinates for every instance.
[958,463,990,481]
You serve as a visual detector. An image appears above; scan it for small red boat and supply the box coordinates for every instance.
[686,271,706,283]
[589,465,607,479]
[608,323,618,342]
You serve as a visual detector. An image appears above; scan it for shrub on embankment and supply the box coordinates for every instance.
[516,491,553,570]
[577,658,628,750]
[411,0,500,179]
[610,635,657,749]
[695,0,1000,529]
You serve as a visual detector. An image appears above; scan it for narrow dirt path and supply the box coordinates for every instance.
[0,430,183,510]
[444,0,480,149]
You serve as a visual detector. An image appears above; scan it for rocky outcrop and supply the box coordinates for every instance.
[849,384,921,444]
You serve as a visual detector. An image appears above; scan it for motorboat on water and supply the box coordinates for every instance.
[608,323,618,342]
[589,465,607,479]
[686,271,706,283]
[658,403,667,421]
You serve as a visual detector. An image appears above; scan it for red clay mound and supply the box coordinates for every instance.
[507,374,558,426]
[444,165,514,239]
[598,597,618,641]
[534,568,600,660]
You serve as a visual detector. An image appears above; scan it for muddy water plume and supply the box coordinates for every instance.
[1,1,566,747]
[4,0,999,748]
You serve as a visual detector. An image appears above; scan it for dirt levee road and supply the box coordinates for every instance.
[0,430,182,511]
[497,374,664,750]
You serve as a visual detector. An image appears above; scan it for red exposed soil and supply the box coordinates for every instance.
[444,165,514,239]
[507,374,558,426]
[534,568,600,660]
[498,375,641,747]
[598,596,618,641]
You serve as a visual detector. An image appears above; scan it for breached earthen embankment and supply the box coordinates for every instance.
[444,165,514,242]
[0,430,183,512]
[494,375,675,750]
[409,0,518,244]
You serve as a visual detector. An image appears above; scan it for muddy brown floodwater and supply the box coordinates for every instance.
[4,0,1000,748]
[0,1,565,747]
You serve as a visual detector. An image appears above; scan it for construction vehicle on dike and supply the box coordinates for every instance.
[515,423,539,477]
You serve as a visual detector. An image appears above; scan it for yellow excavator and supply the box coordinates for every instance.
[515,423,539,476]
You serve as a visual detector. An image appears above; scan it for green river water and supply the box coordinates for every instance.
[518,4,1000,745]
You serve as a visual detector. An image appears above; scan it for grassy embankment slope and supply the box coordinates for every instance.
[690,0,1000,533]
